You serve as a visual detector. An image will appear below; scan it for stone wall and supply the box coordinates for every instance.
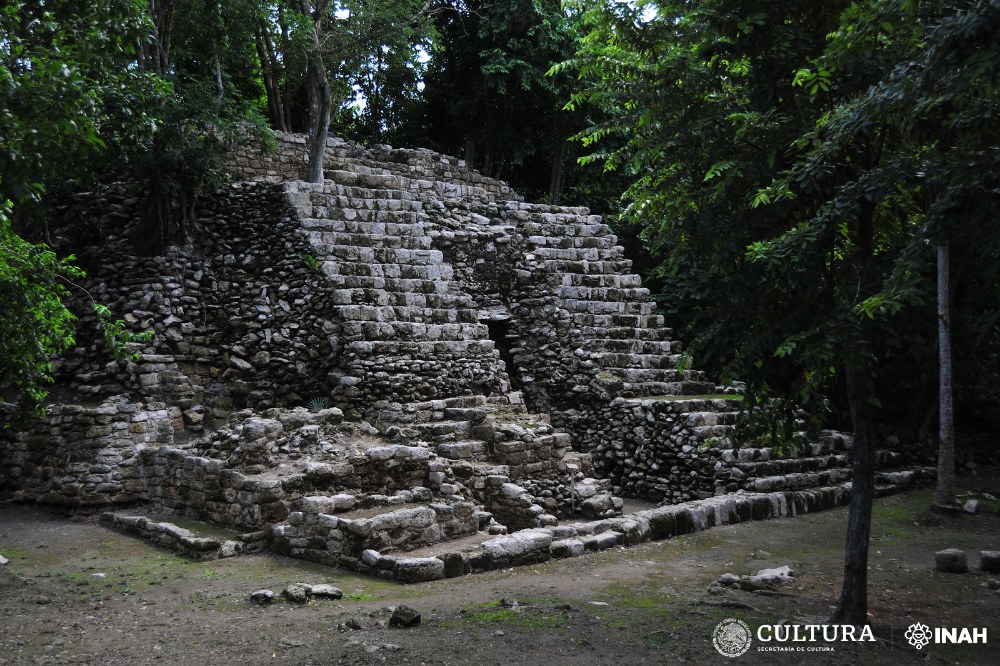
[563,397,740,503]
[227,133,521,203]
[0,399,174,507]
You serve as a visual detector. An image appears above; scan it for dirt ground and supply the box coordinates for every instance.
[2,477,999,666]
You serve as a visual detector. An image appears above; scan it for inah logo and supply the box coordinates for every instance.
[713,618,753,658]
[906,623,933,649]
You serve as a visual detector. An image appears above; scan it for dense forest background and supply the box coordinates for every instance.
[2,0,999,455]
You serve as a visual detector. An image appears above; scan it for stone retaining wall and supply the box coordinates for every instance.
[561,397,741,504]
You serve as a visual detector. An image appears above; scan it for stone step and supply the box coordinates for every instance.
[335,370,506,404]
[681,410,740,427]
[726,454,852,478]
[533,258,634,275]
[717,439,847,463]
[303,218,429,237]
[376,396,493,424]
[582,338,680,354]
[333,288,474,309]
[559,300,656,316]
[308,187,420,205]
[325,274,458,294]
[525,234,618,250]
[559,273,644,288]
[307,230,433,250]
[557,285,651,302]
[724,449,904,479]
[313,245,446,265]
[347,339,496,358]
[322,166,499,204]
[610,368,708,383]
[99,513,266,560]
[292,177,416,198]
[436,439,490,461]
[744,468,854,492]
[273,497,480,567]
[575,326,677,342]
[505,201,593,216]
[530,246,625,262]
[321,261,454,281]
[299,207,423,224]
[337,304,479,324]
[622,380,718,396]
[571,312,665,328]
[343,473,935,583]
[589,351,687,370]
[340,320,490,341]
[413,419,472,442]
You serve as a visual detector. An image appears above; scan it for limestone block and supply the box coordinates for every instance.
[936,548,969,573]
[393,557,445,583]
[481,528,553,560]
[980,551,1000,573]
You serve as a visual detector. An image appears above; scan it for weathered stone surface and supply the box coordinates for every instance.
[936,548,969,573]
[980,551,1000,573]
[250,589,275,604]
[388,605,421,628]
[394,557,445,583]
[282,584,309,603]
[307,584,343,599]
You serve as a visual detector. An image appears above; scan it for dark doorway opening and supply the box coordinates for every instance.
[485,319,520,391]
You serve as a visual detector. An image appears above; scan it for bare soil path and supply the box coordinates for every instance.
[2,477,999,665]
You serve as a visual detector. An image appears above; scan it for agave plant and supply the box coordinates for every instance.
[306,396,329,412]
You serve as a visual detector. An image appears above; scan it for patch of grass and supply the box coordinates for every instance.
[1,547,30,559]
[441,601,570,631]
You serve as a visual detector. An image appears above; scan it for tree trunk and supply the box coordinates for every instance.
[934,237,956,509]
[255,22,287,131]
[213,50,224,104]
[549,119,567,204]
[464,136,476,166]
[142,0,175,74]
[830,360,877,627]
[304,47,331,182]
[277,4,296,130]
[830,197,877,628]
[301,1,331,183]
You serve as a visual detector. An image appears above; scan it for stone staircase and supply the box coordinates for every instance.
[507,202,716,399]
[285,179,509,411]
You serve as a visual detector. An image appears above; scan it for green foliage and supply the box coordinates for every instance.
[299,253,321,272]
[0,1,166,412]
[0,206,81,414]
[559,0,1000,440]
[0,0,165,215]
[92,304,154,363]
[420,0,586,200]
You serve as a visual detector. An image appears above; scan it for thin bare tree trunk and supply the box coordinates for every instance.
[304,46,330,182]
[934,237,956,509]
[301,1,331,183]
[549,115,567,204]
[830,361,876,627]
[255,22,287,131]
[830,197,877,628]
